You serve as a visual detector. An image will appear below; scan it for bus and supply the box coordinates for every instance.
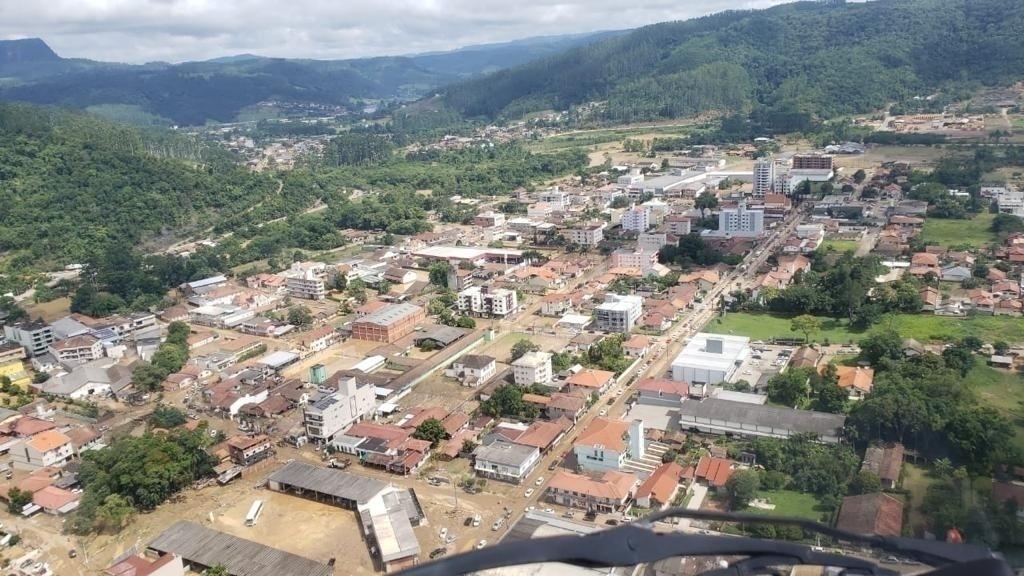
[245,500,264,527]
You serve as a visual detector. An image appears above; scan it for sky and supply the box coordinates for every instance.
[0,0,790,64]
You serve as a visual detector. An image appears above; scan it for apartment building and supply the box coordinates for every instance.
[717,202,765,238]
[303,376,376,443]
[753,159,775,197]
[48,334,104,363]
[611,249,658,276]
[457,286,518,317]
[594,294,643,333]
[512,350,553,386]
[792,154,834,171]
[3,321,54,358]
[621,205,651,233]
[565,223,605,246]
[282,261,329,300]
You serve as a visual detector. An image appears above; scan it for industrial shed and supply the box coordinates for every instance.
[676,398,846,443]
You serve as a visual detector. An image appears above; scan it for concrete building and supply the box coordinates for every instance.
[447,354,496,386]
[512,351,553,386]
[638,232,670,254]
[621,205,651,233]
[565,223,605,246]
[717,203,765,238]
[282,261,328,300]
[670,333,750,385]
[754,159,775,197]
[473,211,506,228]
[792,154,834,171]
[11,429,74,470]
[574,418,645,472]
[594,294,643,333]
[3,321,54,358]
[48,334,104,364]
[546,470,638,513]
[611,249,659,275]
[351,303,425,343]
[473,440,540,484]
[665,215,692,236]
[303,377,376,443]
[457,286,518,317]
[227,434,274,466]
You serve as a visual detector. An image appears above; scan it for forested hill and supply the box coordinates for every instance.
[0,32,620,126]
[440,0,1024,123]
[0,104,316,270]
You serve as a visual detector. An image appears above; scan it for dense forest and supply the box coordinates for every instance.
[440,0,1024,124]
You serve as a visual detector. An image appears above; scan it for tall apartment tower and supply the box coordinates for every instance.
[753,159,775,197]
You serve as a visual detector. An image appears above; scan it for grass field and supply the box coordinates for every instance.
[706,312,1024,345]
[920,212,997,248]
[751,490,828,522]
[964,363,1024,451]
[526,124,695,152]
[818,239,860,253]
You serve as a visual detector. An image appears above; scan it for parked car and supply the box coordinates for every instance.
[525,488,535,498]
[429,548,447,559]
[535,476,544,486]
[476,540,488,550]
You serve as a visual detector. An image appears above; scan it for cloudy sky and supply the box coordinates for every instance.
[1,0,789,64]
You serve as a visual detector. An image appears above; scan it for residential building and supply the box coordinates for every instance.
[11,429,74,470]
[282,261,328,300]
[512,351,552,386]
[546,392,587,422]
[566,368,616,396]
[611,249,659,276]
[104,553,185,576]
[473,211,506,228]
[457,286,518,317]
[670,333,750,385]
[3,321,54,357]
[665,215,692,236]
[638,232,670,254]
[546,470,638,513]
[565,223,605,246]
[621,205,651,233]
[716,202,765,238]
[574,418,645,472]
[623,334,650,358]
[836,493,904,537]
[39,357,132,399]
[635,378,689,407]
[351,303,425,343]
[636,462,683,508]
[861,444,904,489]
[753,159,775,197]
[448,354,496,386]
[835,366,874,399]
[792,154,834,171]
[473,440,540,484]
[227,434,274,466]
[48,334,104,363]
[303,377,376,443]
[594,294,643,333]
[694,455,736,489]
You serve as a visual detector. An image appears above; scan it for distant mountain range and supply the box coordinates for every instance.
[0,32,623,125]
[439,0,1024,124]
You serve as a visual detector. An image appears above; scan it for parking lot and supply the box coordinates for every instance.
[730,344,794,392]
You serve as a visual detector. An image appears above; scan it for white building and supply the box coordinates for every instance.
[473,440,540,484]
[303,377,376,443]
[48,334,104,363]
[796,223,825,239]
[774,170,793,196]
[665,215,692,236]
[717,203,765,238]
[3,321,54,357]
[512,351,553,386]
[611,249,659,275]
[621,205,651,233]
[594,294,643,333]
[565,223,605,246]
[11,430,74,471]
[638,232,670,254]
[573,418,645,473]
[994,188,1024,217]
[282,261,328,300]
[457,286,518,317]
[538,188,568,211]
[670,333,750,385]
[754,159,775,197]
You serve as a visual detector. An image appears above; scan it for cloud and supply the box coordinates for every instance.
[0,0,790,63]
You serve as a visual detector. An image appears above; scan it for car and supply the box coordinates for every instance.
[605,519,620,526]
[548,461,558,471]
[562,511,574,519]
[525,488,535,497]
[584,511,597,521]
[429,548,447,560]
[476,540,488,550]
[525,505,535,513]
[599,409,607,417]
[616,388,624,396]
[492,520,502,531]
[535,476,544,486]
[464,517,473,527]
[439,527,448,540]
[544,508,554,514]
[472,514,481,527]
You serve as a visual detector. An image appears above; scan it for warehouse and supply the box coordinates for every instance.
[676,398,846,443]
[351,303,425,343]
[670,333,750,385]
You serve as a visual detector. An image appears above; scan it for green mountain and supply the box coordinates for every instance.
[440,0,1024,123]
[0,32,622,126]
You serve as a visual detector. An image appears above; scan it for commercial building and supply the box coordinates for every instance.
[716,203,765,238]
[351,303,425,343]
[473,440,541,484]
[671,333,749,385]
[546,470,638,513]
[457,286,518,317]
[792,154,834,171]
[512,351,553,386]
[281,261,329,300]
[621,205,651,233]
[573,418,645,472]
[594,294,643,333]
[412,246,525,266]
[676,398,846,443]
[303,376,376,443]
[754,159,775,197]
[3,321,54,358]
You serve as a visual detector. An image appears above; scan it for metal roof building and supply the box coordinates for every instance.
[147,521,332,576]
[266,460,387,508]
[676,398,846,443]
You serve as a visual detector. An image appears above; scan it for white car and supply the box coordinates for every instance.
[525,505,535,513]
[599,409,608,417]
[525,488,535,498]
[544,508,554,514]
[476,540,488,550]
[535,476,544,486]
[439,527,448,540]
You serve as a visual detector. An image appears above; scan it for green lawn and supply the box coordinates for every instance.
[920,212,998,248]
[750,490,828,522]
[818,239,860,253]
[964,363,1024,451]
[707,312,1024,345]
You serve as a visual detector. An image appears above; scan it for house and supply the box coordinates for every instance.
[32,485,80,515]
[995,298,1023,317]
[473,440,540,484]
[623,335,651,359]
[334,422,430,475]
[835,366,874,399]
[448,354,497,386]
[105,554,185,576]
[635,378,689,407]
[11,429,74,470]
[574,418,644,472]
[566,369,616,396]
[836,493,904,536]
[635,462,684,509]
[540,292,584,317]
[861,444,904,489]
[694,456,736,489]
[545,470,638,513]
[940,265,972,283]
[919,286,940,312]
[545,392,587,422]
[227,434,273,466]
[512,419,571,454]
[296,325,340,354]
[790,347,821,370]
[678,270,719,293]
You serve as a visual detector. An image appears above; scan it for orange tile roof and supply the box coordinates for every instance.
[636,462,683,504]
[624,335,651,349]
[911,252,939,267]
[566,368,615,389]
[32,485,78,511]
[26,429,71,453]
[105,554,180,576]
[695,455,735,487]
[513,419,570,450]
[635,378,689,397]
[403,406,449,430]
[441,412,471,436]
[522,393,551,406]
[835,366,874,392]
[1,416,56,437]
[576,418,629,452]
[837,493,904,536]
[547,470,637,501]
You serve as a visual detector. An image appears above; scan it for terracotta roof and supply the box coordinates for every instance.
[566,369,615,389]
[65,427,100,449]
[576,418,630,452]
[911,252,939,267]
[695,456,735,487]
[624,335,651,349]
[227,434,270,451]
[522,393,551,406]
[441,412,470,436]
[355,301,389,315]
[50,334,99,351]
[439,429,477,459]
[547,470,637,501]
[32,485,78,511]
[1,416,56,437]
[105,554,180,576]
[26,429,71,453]
[403,407,450,430]
[862,444,904,483]
[513,419,570,450]
[636,462,683,505]
[835,366,874,393]
[635,378,689,397]
[547,392,586,413]
[345,422,411,450]
[836,493,904,536]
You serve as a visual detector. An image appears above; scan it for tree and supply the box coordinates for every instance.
[93,494,135,533]
[455,316,476,329]
[346,278,368,305]
[287,305,313,327]
[858,330,903,364]
[767,368,812,407]
[166,321,190,346]
[412,418,446,447]
[150,405,188,429]
[511,339,540,362]
[695,194,719,213]
[853,169,866,184]
[377,280,393,295]
[725,469,761,510]
[994,341,1010,355]
[942,344,974,377]
[847,470,882,495]
[7,487,32,514]
[790,314,821,344]
[811,365,847,413]
[428,262,452,288]
[203,566,229,576]
[460,439,478,454]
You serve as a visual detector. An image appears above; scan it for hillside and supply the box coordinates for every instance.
[440,0,1024,123]
[0,32,620,125]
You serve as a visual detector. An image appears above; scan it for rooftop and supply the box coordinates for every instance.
[671,333,750,373]
[836,493,904,537]
[547,470,637,501]
[677,398,846,438]
[357,303,423,327]
[576,418,630,452]
[474,439,539,467]
[266,460,386,504]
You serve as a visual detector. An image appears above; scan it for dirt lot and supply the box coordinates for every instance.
[22,297,72,322]
[281,338,386,381]
[479,332,571,364]
[400,372,484,414]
